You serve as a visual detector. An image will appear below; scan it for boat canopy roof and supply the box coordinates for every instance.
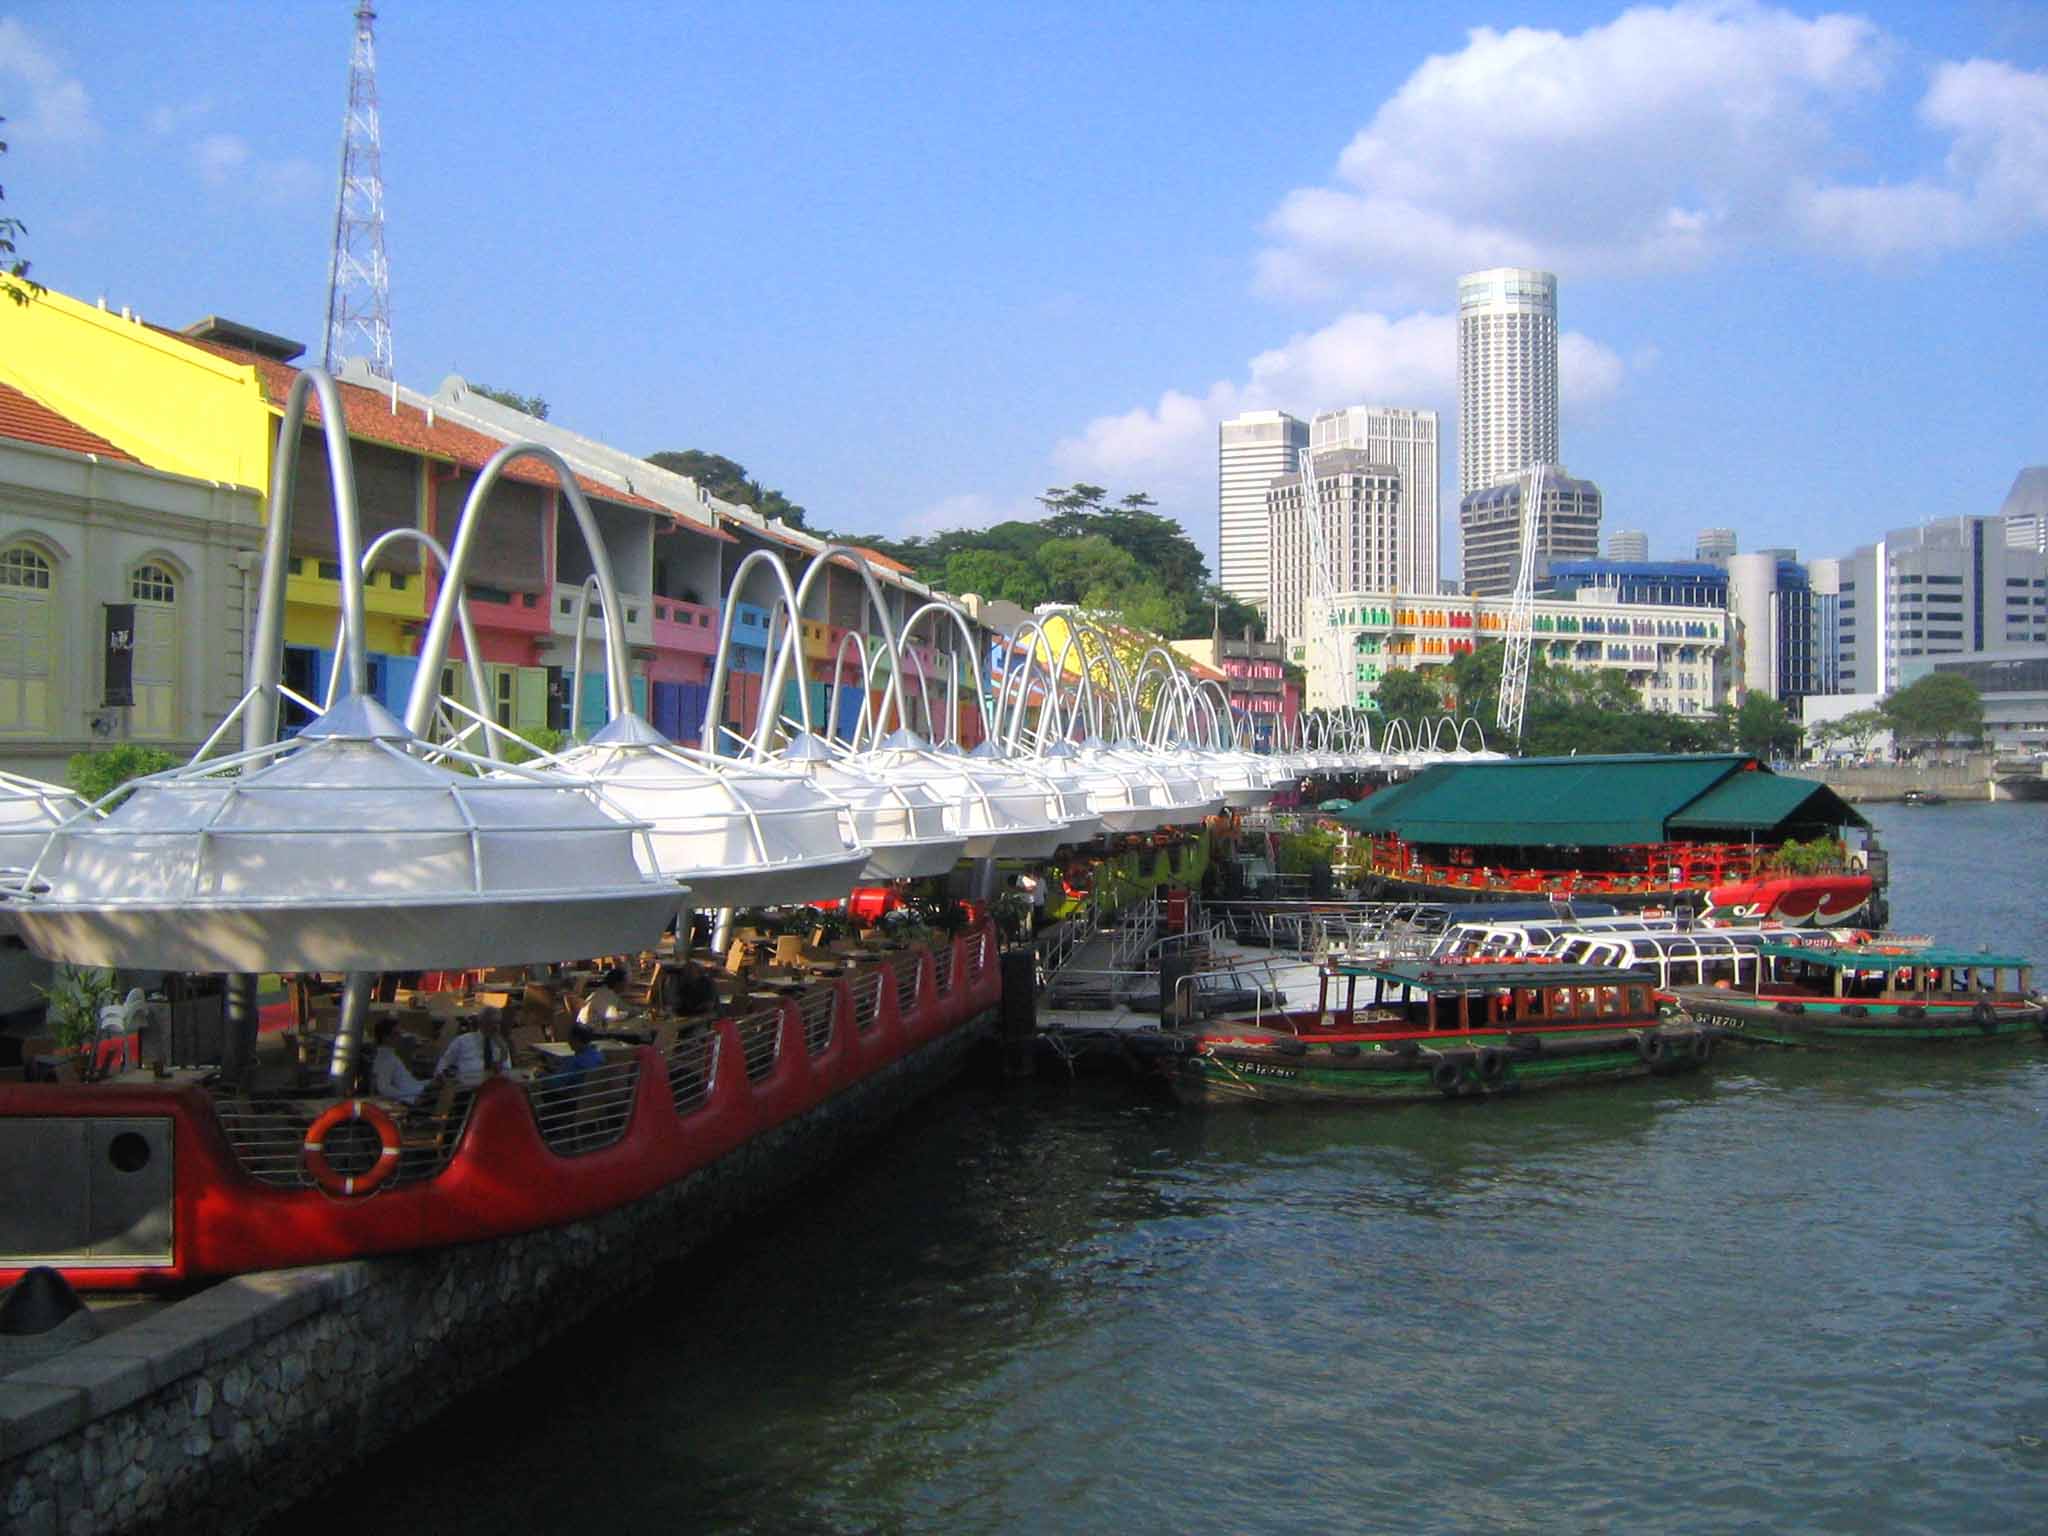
[1761,941,2031,970]
[1338,754,1867,847]
[1334,958,1661,990]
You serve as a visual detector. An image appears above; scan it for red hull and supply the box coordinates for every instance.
[1703,874,1873,926]
[0,926,1002,1291]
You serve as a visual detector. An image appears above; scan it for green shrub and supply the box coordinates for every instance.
[67,745,178,807]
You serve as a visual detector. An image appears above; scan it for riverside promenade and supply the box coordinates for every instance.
[1814,752,2048,803]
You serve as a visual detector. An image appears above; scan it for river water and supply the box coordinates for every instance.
[279,803,2048,1535]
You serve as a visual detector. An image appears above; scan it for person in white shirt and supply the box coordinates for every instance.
[577,968,629,1029]
[434,1007,509,1089]
[370,1017,429,1106]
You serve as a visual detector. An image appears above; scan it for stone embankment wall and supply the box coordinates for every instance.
[1,1021,988,1536]
[1814,754,2004,804]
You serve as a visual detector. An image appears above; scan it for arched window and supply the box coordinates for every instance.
[128,561,180,737]
[0,545,56,732]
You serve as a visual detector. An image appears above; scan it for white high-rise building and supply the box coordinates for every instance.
[1311,406,1441,593]
[1607,528,1649,561]
[1457,268,1558,497]
[1218,410,1308,611]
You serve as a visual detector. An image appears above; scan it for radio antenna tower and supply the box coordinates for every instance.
[321,1,393,379]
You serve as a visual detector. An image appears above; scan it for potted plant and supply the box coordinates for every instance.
[39,965,119,1081]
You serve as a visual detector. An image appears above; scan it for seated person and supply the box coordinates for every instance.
[370,1016,430,1106]
[434,1006,510,1089]
[577,968,630,1029]
[545,1021,606,1090]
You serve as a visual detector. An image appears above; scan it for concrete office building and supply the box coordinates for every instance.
[2001,467,2048,553]
[1458,468,1602,597]
[1727,551,1825,704]
[1696,527,1737,564]
[1310,406,1441,593]
[1606,529,1649,561]
[1265,451,1402,642]
[1457,268,1558,497]
[1832,517,2048,696]
[1218,410,1308,613]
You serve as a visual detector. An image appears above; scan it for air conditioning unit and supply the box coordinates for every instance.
[87,710,123,740]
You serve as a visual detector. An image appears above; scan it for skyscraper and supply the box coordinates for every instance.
[1264,450,1403,640]
[1457,268,1558,497]
[1218,410,1308,610]
[1606,528,1649,561]
[1310,406,1441,592]
[1696,527,1738,564]
[1458,469,1602,596]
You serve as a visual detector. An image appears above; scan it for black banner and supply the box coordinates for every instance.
[103,603,135,708]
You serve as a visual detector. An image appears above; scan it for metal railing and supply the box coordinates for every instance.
[798,987,835,1055]
[667,1025,718,1115]
[215,1089,474,1190]
[737,1007,782,1082]
[891,953,921,1021]
[851,971,884,1033]
[526,1058,640,1156]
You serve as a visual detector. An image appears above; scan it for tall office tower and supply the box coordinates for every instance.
[1696,527,1738,563]
[2001,466,2048,552]
[1218,410,1309,610]
[1457,467,1602,596]
[1311,406,1441,592]
[1606,528,1649,561]
[1457,268,1558,497]
[1264,450,1403,640]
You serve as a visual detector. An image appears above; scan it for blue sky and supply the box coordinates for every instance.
[3,2,2045,580]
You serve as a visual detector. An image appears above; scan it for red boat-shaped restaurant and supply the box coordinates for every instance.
[1170,957,1724,1106]
[1339,754,1883,927]
[0,927,1001,1291]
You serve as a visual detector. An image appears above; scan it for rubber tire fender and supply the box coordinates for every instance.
[1429,1058,1463,1093]
[1774,1000,1806,1015]
[1636,1032,1669,1066]
[1473,1046,1508,1084]
[1689,1031,1714,1064]
[1974,1001,1997,1034]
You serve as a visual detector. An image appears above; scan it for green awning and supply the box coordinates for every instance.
[1667,773,1868,833]
[1336,754,1866,847]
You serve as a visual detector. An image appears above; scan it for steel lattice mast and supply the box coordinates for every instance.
[1496,463,1548,742]
[321,1,392,379]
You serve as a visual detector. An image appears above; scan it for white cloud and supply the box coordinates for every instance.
[147,98,214,137]
[1055,308,1625,491]
[191,131,320,205]
[1251,2,2048,296]
[1797,56,2048,255]
[0,18,100,146]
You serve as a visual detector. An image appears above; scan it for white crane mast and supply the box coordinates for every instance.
[1496,463,1548,742]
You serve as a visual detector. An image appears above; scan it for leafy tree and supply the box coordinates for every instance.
[68,745,178,807]
[1,118,41,307]
[1035,535,1137,603]
[1809,707,1887,757]
[648,450,808,529]
[1881,673,1982,750]
[1373,667,1451,737]
[470,383,549,419]
[941,548,1039,606]
[1720,693,1802,759]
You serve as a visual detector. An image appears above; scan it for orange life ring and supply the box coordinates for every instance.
[302,1099,403,1197]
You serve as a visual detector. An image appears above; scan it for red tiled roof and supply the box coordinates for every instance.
[165,329,675,517]
[0,381,139,463]
[719,513,915,576]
